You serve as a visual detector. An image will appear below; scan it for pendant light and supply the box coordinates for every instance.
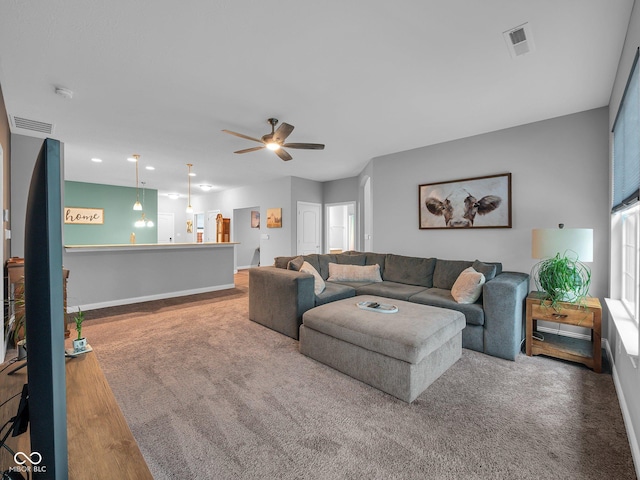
[186,163,194,214]
[132,154,142,211]
[134,182,155,228]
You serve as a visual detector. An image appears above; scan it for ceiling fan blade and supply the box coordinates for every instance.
[234,146,265,154]
[282,143,325,150]
[222,129,264,144]
[272,123,294,144]
[275,148,293,161]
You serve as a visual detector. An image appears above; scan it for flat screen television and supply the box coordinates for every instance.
[23,138,68,478]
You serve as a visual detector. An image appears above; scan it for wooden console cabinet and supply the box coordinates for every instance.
[525,291,602,373]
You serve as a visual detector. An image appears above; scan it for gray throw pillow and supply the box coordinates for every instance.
[287,256,305,271]
[472,260,498,281]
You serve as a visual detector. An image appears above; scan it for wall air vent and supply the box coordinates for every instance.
[503,22,536,58]
[10,115,54,135]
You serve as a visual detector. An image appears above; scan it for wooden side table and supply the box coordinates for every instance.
[525,292,602,373]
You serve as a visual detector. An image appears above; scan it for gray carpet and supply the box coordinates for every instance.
[82,280,636,479]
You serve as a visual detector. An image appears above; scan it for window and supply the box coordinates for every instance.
[621,205,639,324]
[610,48,640,362]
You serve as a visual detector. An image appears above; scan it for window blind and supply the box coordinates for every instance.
[613,48,640,213]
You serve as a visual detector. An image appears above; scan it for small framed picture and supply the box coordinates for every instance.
[251,210,260,228]
[267,208,282,228]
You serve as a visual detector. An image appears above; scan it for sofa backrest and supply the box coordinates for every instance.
[275,252,502,286]
[383,254,436,287]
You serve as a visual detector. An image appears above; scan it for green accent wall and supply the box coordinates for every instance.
[64,181,157,245]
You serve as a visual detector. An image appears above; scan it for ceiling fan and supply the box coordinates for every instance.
[222,118,325,161]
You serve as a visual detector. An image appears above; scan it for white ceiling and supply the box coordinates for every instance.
[0,1,634,198]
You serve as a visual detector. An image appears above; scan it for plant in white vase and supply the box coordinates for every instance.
[73,308,86,353]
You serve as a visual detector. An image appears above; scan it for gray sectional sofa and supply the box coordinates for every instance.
[249,251,529,361]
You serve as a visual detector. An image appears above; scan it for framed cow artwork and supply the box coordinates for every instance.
[419,173,512,229]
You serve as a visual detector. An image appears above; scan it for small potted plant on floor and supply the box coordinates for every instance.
[73,308,86,353]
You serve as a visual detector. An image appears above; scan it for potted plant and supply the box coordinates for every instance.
[532,250,591,309]
[73,308,87,353]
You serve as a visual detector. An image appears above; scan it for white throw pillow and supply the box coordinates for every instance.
[300,261,326,295]
[327,263,383,282]
[451,267,486,304]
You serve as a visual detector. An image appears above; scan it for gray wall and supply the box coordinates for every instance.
[206,176,294,265]
[607,0,640,467]
[365,108,609,302]
[323,176,359,204]
[10,134,46,257]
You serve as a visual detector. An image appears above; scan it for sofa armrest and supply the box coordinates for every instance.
[482,271,530,360]
[248,266,315,340]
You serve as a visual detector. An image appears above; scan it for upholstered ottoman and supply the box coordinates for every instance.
[299,295,465,403]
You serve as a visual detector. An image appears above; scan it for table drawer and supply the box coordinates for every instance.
[530,304,594,328]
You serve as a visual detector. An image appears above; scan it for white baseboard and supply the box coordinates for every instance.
[236,264,258,270]
[69,283,236,312]
[603,339,640,478]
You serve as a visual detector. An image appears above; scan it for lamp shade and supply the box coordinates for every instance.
[532,228,593,262]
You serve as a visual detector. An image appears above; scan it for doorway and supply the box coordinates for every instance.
[326,202,356,254]
[233,206,261,269]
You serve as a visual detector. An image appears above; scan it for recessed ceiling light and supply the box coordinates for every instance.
[127,156,138,162]
[91,157,102,163]
[199,185,213,191]
[145,166,155,170]
[188,172,196,177]
[167,193,180,199]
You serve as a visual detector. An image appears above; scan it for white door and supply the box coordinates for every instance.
[297,202,321,255]
[157,213,175,243]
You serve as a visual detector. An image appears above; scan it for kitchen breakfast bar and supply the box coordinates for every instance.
[63,242,238,311]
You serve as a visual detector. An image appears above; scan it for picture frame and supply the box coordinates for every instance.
[419,173,511,229]
[64,207,104,225]
[267,208,282,228]
[251,210,260,228]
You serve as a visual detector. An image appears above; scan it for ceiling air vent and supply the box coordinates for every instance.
[10,115,54,135]
[503,23,535,58]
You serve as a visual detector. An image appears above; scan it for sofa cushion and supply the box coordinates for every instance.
[335,253,367,266]
[364,252,387,277]
[315,282,356,306]
[451,267,486,304]
[302,254,321,274]
[472,260,498,281]
[317,254,338,280]
[303,295,465,364]
[383,254,436,287]
[287,256,305,271]
[328,263,382,283]
[409,288,485,326]
[433,259,474,289]
[300,261,325,295]
[274,256,296,269]
[355,281,427,301]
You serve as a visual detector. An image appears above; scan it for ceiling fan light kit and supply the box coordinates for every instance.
[222,118,325,161]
